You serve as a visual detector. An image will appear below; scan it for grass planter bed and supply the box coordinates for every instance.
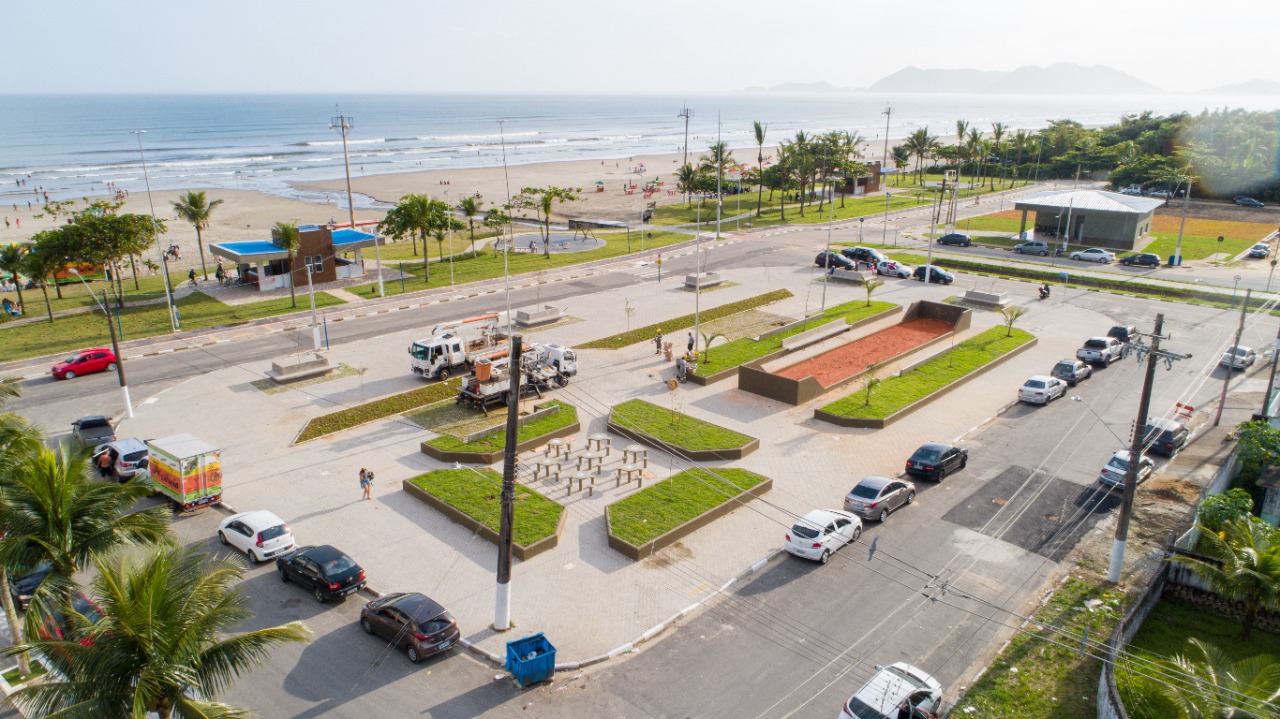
[579,289,792,349]
[295,379,461,443]
[816,327,1036,429]
[688,300,899,385]
[608,399,758,460]
[605,468,771,560]
[420,401,581,464]
[403,468,564,561]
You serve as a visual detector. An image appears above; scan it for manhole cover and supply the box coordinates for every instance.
[1044,514,1060,523]
[992,497,1008,506]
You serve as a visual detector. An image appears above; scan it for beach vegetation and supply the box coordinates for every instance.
[170,190,223,280]
[753,121,768,217]
[0,243,30,318]
[379,193,430,257]
[457,195,482,242]
[424,198,465,275]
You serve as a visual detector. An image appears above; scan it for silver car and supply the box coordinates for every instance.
[1221,346,1257,370]
[843,476,916,523]
[1098,450,1154,490]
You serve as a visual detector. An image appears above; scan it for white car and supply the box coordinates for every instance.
[1070,247,1115,263]
[1098,450,1154,490]
[784,509,862,564]
[1221,346,1257,370]
[217,510,296,563]
[838,662,943,719]
[875,260,912,278]
[1018,375,1066,405]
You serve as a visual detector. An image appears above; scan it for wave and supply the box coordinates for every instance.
[300,138,387,147]
[417,131,539,141]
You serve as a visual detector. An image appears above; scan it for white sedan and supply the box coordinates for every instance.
[875,260,912,278]
[784,509,862,564]
[217,510,296,563]
[1220,346,1258,370]
[1018,375,1067,404]
[1070,248,1115,263]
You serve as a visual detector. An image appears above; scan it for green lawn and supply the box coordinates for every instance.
[610,398,754,452]
[607,468,768,546]
[820,327,1034,419]
[425,401,577,453]
[376,230,500,262]
[407,468,562,546]
[691,300,896,377]
[956,578,1126,719]
[296,379,460,443]
[347,229,692,298]
[579,288,793,349]
[1144,233,1255,262]
[1117,599,1280,719]
[0,265,213,320]
[961,216,1025,233]
[0,291,346,364]
[653,192,931,228]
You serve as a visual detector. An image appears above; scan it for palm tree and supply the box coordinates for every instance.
[955,120,969,186]
[272,222,301,308]
[965,129,984,190]
[990,123,1008,190]
[0,382,43,678]
[457,196,482,242]
[170,191,223,280]
[753,121,768,217]
[1010,129,1031,187]
[0,446,171,638]
[904,128,936,186]
[1169,517,1280,640]
[1120,638,1280,719]
[774,144,791,222]
[0,243,27,316]
[676,163,701,208]
[890,145,912,186]
[9,544,311,719]
[863,278,884,307]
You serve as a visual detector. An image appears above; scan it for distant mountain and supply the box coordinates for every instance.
[869,63,1163,95]
[1196,79,1280,96]
[741,81,855,93]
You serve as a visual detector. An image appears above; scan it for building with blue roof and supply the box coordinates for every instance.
[209,223,381,292]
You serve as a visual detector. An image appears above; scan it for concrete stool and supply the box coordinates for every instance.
[544,438,572,458]
[615,463,643,487]
[622,444,648,468]
[587,433,612,456]
[577,451,603,474]
[567,471,594,496]
[533,458,561,480]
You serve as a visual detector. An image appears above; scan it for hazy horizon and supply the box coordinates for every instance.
[2,0,1276,96]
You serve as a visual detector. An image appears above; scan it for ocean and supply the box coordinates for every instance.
[2,92,1275,207]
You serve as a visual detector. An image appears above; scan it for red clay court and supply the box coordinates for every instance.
[775,318,952,386]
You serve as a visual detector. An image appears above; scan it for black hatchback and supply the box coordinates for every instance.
[360,592,461,663]
[1142,418,1189,457]
[277,545,367,602]
[905,442,968,481]
[937,233,972,247]
[912,265,954,284]
[816,251,854,270]
[1120,253,1160,268]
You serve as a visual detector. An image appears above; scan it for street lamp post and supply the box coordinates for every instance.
[68,269,132,419]
[883,192,892,245]
[305,264,321,351]
[332,112,384,298]
[131,130,177,333]
[858,217,866,244]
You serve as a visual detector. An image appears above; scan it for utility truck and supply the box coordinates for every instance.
[408,314,510,381]
[456,344,574,413]
[145,434,223,512]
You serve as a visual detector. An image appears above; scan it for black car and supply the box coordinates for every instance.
[1235,197,1265,208]
[1119,253,1160,268]
[360,592,461,663]
[905,442,968,481]
[1142,418,1189,457]
[815,251,854,270]
[276,545,367,602]
[37,590,105,642]
[841,246,888,265]
[9,561,53,610]
[71,416,116,448]
[937,233,972,247]
[912,265,954,284]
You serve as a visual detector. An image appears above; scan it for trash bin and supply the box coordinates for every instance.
[1168,255,1182,267]
[505,632,556,688]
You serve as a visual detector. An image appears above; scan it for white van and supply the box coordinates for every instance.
[837,663,942,719]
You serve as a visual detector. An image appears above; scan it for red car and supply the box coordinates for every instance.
[51,348,117,380]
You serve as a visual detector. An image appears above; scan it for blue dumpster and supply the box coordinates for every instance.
[506,633,556,687]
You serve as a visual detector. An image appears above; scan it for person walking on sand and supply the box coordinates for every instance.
[359,468,373,500]
[654,329,663,355]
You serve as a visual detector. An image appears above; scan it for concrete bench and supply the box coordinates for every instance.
[684,272,722,289]
[267,353,333,383]
[962,289,1010,308]
[515,304,566,326]
[780,319,849,352]
[828,269,871,284]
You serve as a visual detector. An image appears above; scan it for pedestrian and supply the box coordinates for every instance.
[654,328,663,355]
[215,262,225,284]
[687,332,694,354]
[188,268,197,286]
[95,449,114,480]
[359,468,373,500]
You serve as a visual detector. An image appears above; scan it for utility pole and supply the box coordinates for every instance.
[677,104,693,170]
[132,130,177,333]
[1216,289,1252,426]
[1108,314,1188,583]
[1261,321,1280,418]
[924,174,949,284]
[332,111,384,298]
[494,333,523,630]
[881,104,892,173]
[1172,173,1193,266]
[715,113,723,241]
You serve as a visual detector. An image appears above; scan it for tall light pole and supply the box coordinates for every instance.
[714,113,723,241]
[331,112,384,298]
[820,168,835,312]
[883,192,893,246]
[131,130,177,332]
[678,104,693,170]
[445,189,455,285]
[1172,172,1193,266]
[305,264,321,351]
[68,269,133,419]
[499,120,515,334]
[881,104,892,172]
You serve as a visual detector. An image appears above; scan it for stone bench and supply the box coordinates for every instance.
[684,272,722,289]
[514,304,566,326]
[267,353,333,383]
[828,269,871,284]
[780,319,849,352]
[962,289,1010,308]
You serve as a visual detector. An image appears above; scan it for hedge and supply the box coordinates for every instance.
[406,468,561,546]
[607,468,768,546]
[295,379,460,443]
[425,401,578,453]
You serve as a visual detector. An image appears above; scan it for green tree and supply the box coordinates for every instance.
[23,231,71,322]
[482,208,510,255]
[862,362,883,406]
[378,193,431,257]
[1199,488,1255,533]
[425,198,465,271]
[514,187,580,259]
[997,305,1028,337]
[0,381,43,678]
[1168,517,1280,640]
[8,544,311,719]
[1235,420,1280,482]
[863,278,884,307]
[904,128,937,186]
[753,121,768,217]
[1120,638,1280,719]
[0,242,28,316]
[272,222,301,308]
[890,145,912,186]
[457,196,482,242]
[954,120,969,185]
[990,122,1008,189]
[65,211,161,299]
[697,331,726,364]
[676,164,701,208]
[170,190,224,280]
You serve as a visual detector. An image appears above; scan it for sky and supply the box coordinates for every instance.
[2,0,1275,95]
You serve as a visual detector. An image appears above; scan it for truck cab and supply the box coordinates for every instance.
[409,336,467,380]
[539,344,577,379]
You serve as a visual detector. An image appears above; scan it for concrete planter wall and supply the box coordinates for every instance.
[420,418,581,464]
[459,404,561,444]
[401,480,565,561]
[605,477,773,560]
[605,419,759,461]
[813,336,1037,428]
